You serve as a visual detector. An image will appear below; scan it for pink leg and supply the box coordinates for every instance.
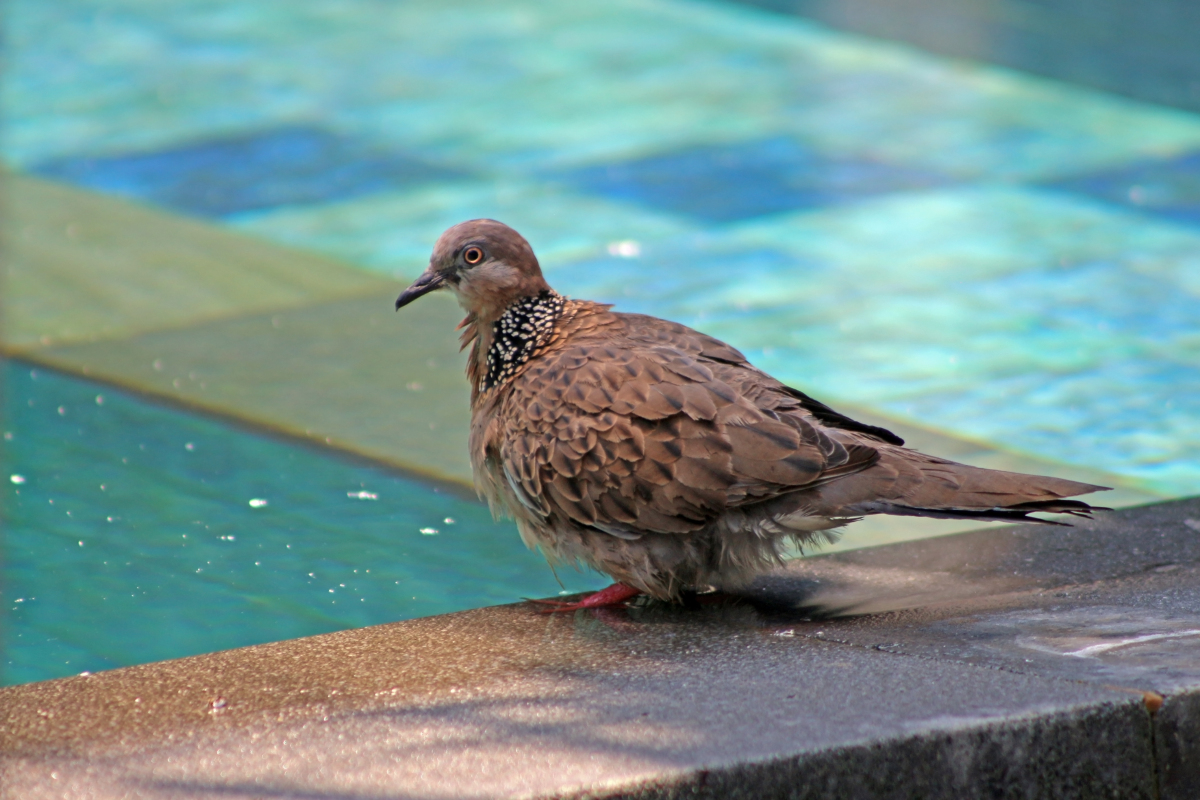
[527,583,642,613]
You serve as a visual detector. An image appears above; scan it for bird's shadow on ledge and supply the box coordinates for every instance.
[551,560,1021,635]
[552,579,867,635]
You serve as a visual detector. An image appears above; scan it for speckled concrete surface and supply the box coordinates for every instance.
[0,608,1155,800]
[6,498,1198,799]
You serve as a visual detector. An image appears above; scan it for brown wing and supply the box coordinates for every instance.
[496,317,879,536]
[619,312,904,445]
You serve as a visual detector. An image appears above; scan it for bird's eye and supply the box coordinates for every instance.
[463,246,484,265]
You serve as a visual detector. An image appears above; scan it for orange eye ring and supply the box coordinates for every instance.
[463,246,484,265]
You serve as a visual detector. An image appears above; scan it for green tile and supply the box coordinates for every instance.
[32,291,477,487]
[1,175,389,349]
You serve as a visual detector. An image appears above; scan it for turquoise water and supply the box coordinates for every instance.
[1,362,603,685]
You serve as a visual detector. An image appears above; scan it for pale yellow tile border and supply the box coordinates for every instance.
[22,291,481,490]
[1,174,390,349]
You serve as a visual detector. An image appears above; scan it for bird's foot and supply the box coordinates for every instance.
[527,583,642,613]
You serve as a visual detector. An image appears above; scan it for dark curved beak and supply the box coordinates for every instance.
[395,269,446,310]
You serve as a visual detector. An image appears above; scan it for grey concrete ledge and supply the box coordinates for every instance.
[4,498,1200,799]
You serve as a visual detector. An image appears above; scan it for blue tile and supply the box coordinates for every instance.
[1045,151,1200,226]
[552,136,950,222]
[30,126,469,217]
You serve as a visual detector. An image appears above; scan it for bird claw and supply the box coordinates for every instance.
[526,583,642,613]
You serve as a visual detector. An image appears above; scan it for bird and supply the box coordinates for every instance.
[395,219,1108,610]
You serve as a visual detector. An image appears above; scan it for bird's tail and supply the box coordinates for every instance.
[815,446,1110,525]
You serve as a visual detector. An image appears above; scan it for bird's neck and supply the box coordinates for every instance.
[466,289,565,400]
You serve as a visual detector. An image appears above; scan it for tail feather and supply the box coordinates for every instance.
[814,445,1112,525]
[872,498,1110,526]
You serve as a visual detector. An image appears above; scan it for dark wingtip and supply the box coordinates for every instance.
[871,427,905,446]
[780,386,905,445]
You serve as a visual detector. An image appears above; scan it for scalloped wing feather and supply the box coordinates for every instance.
[491,306,879,536]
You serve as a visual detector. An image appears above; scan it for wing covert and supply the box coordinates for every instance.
[496,334,879,537]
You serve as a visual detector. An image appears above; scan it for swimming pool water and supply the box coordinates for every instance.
[1,363,604,686]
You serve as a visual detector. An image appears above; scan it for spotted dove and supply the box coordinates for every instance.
[396,220,1108,606]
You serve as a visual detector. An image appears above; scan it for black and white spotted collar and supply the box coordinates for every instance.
[482,290,565,391]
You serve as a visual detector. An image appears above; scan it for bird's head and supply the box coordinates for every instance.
[395,219,550,321]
